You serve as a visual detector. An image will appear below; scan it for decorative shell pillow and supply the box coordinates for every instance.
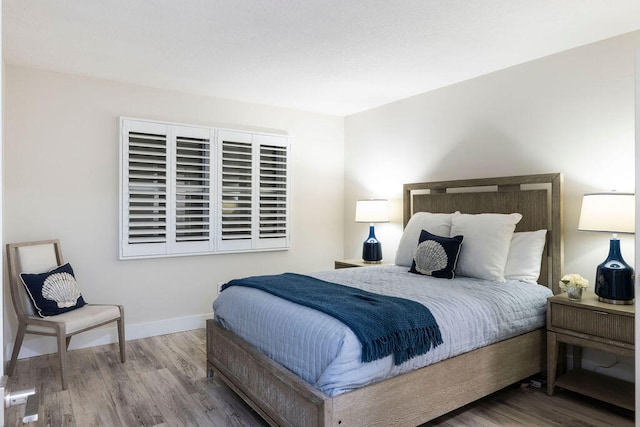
[409,230,464,279]
[20,263,87,317]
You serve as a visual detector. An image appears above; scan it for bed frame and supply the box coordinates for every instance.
[207,173,563,426]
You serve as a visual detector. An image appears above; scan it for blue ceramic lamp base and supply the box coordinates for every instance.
[362,225,382,263]
[594,238,634,305]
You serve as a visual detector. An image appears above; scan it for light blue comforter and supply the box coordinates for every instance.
[212,265,552,397]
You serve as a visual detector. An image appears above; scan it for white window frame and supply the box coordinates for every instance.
[119,117,290,259]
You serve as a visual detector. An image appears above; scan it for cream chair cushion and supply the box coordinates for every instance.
[25,305,121,335]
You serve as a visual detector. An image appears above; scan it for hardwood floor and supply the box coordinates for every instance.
[422,383,634,427]
[5,329,634,426]
[5,329,267,427]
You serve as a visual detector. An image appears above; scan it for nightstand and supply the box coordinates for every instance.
[334,259,392,269]
[546,291,634,410]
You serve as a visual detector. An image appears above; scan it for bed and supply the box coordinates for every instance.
[207,173,563,426]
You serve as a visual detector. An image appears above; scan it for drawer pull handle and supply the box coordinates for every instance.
[593,311,609,315]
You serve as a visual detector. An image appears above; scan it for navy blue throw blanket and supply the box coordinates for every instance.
[222,273,443,365]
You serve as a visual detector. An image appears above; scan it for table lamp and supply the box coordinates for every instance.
[355,199,389,263]
[578,192,635,304]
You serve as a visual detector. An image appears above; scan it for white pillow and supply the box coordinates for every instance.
[504,230,547,283]
[451,212,522,282]
[395,212,453,266]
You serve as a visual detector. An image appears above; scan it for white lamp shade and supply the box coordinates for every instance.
[578,193,635,234]
[355,199,389,223]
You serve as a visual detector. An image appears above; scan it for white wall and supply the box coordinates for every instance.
[3,66,345,358]
[634,47,639,422]
[345,31,639,381]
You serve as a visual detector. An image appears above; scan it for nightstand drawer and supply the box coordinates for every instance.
[550,304,633,345]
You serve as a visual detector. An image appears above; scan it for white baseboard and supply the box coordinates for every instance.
[10,312,211,361]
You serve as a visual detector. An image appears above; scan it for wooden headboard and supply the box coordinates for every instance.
[403,173,563,294]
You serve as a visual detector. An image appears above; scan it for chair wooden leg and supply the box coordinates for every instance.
[117,315,126,363]
[56,326,68,390]
[7,323,27,376]
[66,336,72,350]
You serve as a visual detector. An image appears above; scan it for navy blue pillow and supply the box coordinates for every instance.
[409,230,464,279]
[20,263,87,317]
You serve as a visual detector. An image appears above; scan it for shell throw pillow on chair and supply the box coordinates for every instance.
[20,263,87,317]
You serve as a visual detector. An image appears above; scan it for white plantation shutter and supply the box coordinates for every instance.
[256,135,289,249]
[170,126,213,254]
[216,131,290,252]
[218,131,254,251]
[121,120,169,257]
[120,118,289,259]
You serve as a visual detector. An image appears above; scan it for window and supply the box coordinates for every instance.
[120,118,290,259]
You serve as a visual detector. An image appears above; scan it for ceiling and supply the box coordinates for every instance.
[4,1,640,116]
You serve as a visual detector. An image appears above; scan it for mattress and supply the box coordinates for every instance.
[212,265,553,397]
